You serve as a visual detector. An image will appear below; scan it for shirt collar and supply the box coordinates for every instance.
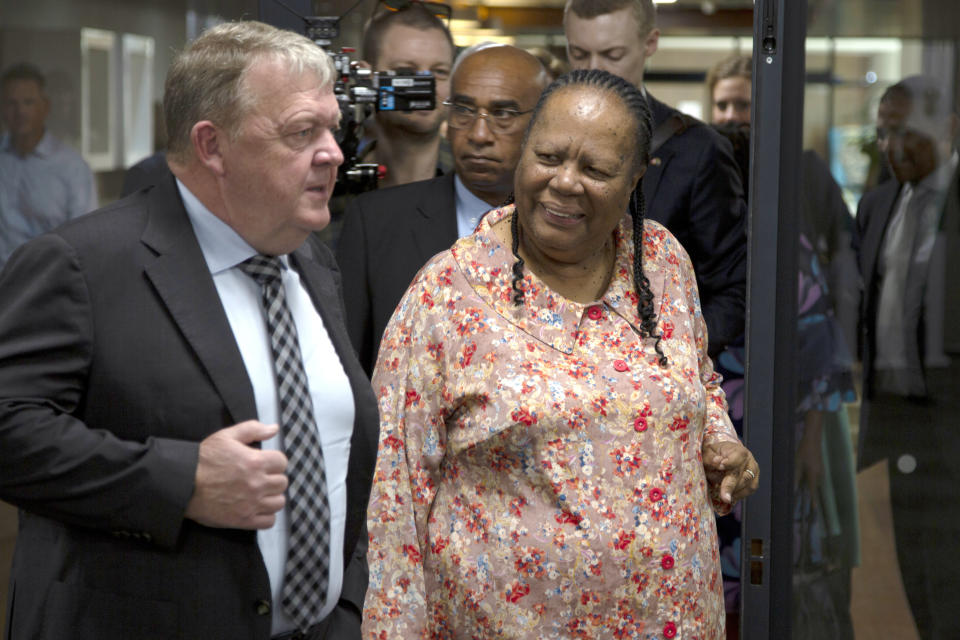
[176,178,288,275]
[0,130,54,157]
[454,174,496,238]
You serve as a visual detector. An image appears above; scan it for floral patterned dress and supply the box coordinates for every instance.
[363,205,741,640]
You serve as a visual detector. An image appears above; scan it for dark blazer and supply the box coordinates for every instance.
[121,151,170,197]
[854,171,960,401]
[0,175,379,640]
[336,173,458,374]
[642,94,748,357]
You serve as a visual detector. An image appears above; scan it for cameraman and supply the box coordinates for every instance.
[359,2,454,188]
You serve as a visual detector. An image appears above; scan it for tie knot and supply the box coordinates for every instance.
[239,255,284,285]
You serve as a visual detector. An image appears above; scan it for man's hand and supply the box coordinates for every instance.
[185,421,288,529]
[702,440,759,505]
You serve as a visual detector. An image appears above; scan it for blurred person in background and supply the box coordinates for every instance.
[706,54,860,640]
[708,54,860,349]
[856,75,960,640]
[0,63,96,268]
[563,0,748,360]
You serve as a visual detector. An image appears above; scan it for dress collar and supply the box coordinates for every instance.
[450,204,663,354]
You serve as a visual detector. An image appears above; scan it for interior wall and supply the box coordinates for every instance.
[1,0,189,111]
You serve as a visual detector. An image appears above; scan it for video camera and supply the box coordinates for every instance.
[298,13,438,195]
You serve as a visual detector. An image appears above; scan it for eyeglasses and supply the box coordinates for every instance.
[375,0,451,23]
[442,100,534,134]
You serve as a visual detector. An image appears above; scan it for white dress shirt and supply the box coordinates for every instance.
[454,174,496,239]
[875,153,958,395]
[178,180,354,634]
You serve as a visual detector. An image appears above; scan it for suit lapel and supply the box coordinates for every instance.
[409,173,459,263]
[290,246,350,356]
[140,176,257,426]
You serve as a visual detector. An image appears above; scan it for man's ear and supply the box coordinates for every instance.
[191,120,225,176]
[644,28,660,59]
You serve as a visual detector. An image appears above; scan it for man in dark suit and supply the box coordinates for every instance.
[563,0,747,357]
[855,75,960,639]
[336,44,549,374]
[0,21,377,640]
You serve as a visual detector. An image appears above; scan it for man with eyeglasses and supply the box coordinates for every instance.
[337,44,549,374]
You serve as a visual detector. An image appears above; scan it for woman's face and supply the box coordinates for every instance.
[711,76,751,125]
[514,87,644,266]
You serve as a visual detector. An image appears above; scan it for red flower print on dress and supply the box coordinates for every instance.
[511,406,537,426]
[401,544,421,564]
[503,580,530,603]
[613,530,636,550]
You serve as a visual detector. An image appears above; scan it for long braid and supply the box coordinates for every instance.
[631,189,668,367]
[510,206,525,304]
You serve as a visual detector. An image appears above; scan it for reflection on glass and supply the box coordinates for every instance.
[702,53,861,640]
[854,71,960,640]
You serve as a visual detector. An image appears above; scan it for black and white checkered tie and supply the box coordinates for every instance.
[239,255,330,631]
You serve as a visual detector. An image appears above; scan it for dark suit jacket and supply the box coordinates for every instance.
[855,172,960,399]
[336,173,458,374]
[642,94,748,357]
[121,151,170,197]
[0,175,379,640]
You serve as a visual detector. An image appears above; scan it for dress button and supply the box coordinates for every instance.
[661,553,675,570]
[255,599,271,616]
[613,359,629,372]
[649,488,663,502]
[586,305,603,320]
[633,416,647,432]
[663,621,677,638]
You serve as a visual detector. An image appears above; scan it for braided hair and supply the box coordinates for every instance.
[509,68,667,366]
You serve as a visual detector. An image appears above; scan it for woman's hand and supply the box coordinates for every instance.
[702,440,759,505]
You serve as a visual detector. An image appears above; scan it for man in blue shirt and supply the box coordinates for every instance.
[0,63,97,267]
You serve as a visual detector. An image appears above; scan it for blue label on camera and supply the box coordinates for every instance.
[379,86,396,110]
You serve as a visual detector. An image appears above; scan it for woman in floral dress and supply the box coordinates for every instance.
[362,70,759,640]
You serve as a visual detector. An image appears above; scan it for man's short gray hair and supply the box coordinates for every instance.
[164,20,335,163]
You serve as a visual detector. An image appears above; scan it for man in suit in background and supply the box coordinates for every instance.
[855,75,960,640]
[336,44,549,374]
[0,21,377,640]
[563,0,747,357]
